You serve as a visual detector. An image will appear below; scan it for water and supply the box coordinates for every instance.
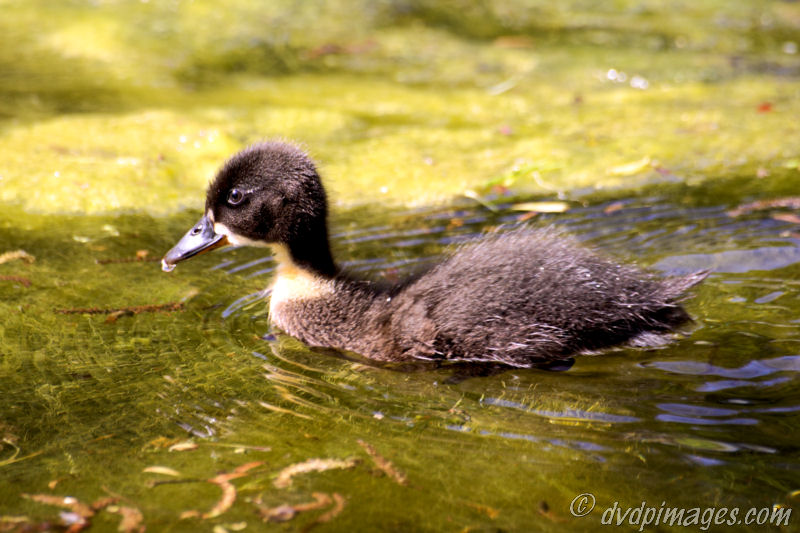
[2,1,800,530]
[2,186,798,531]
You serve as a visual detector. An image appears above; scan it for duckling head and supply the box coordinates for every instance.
[162,142,336,276]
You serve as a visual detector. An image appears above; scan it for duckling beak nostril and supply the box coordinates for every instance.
[162,215,229,272]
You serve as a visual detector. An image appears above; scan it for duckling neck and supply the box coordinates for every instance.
[268,243,388,355]
[286,233,338,278]
[268,243,351,347]
[269,244,336,311]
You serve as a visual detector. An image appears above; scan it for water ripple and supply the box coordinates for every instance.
[654,246,800,274]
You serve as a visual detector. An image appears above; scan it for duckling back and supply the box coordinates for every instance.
[371,228,704,366]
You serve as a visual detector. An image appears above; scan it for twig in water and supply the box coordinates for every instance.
[0,275,31,287]
[357,440,408,486]
[54,302,184,316]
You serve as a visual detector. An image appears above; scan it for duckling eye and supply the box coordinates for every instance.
[227,189,245,206]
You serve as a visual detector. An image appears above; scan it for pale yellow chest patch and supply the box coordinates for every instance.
[268,244,335,317]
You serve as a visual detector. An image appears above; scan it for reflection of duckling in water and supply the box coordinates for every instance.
[163,142,706,368]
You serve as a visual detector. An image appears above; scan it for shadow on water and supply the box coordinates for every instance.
[1,175,799,530]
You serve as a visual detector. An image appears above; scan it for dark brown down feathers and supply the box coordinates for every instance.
[272,227,705,367]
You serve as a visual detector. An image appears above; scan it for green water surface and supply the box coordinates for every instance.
[1,1,799,531]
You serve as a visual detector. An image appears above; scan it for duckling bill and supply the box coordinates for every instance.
[163,141,706,367]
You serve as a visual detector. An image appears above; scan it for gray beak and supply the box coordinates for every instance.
[162,215,229,272]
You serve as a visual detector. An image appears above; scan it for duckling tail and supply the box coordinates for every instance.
[662,269,710,301]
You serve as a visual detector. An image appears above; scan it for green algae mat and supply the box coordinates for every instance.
[2,1,800,531]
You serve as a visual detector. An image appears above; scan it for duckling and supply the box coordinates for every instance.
[162,141,706,368]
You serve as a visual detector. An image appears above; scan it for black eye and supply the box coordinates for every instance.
[227,189,244,206]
